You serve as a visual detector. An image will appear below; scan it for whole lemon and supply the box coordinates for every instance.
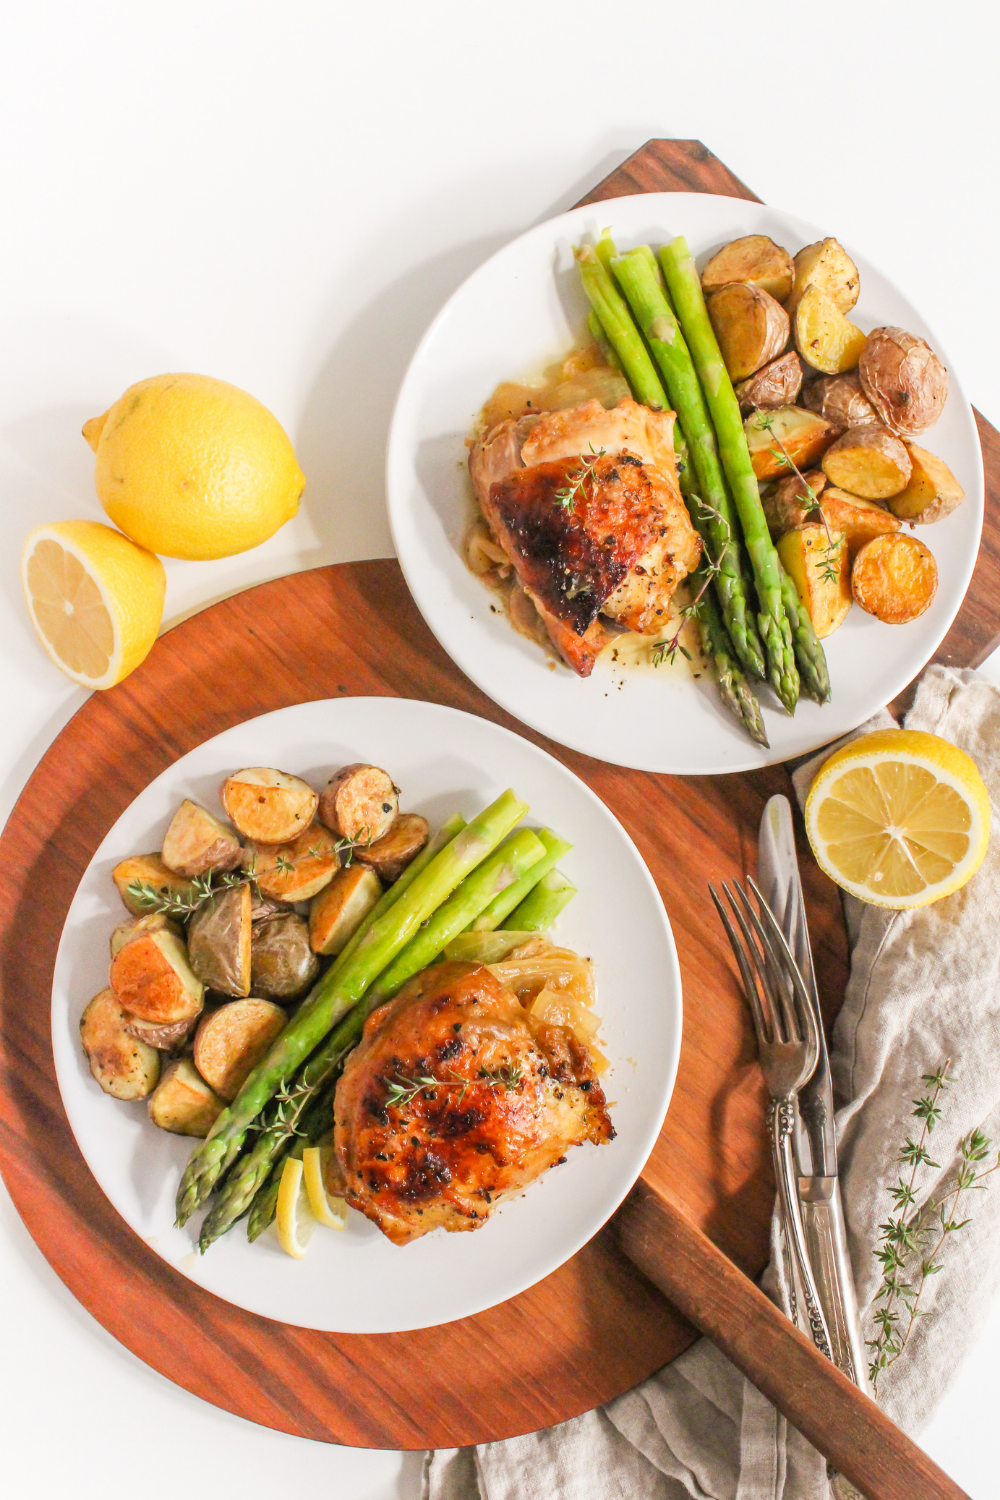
[83,373,305,560]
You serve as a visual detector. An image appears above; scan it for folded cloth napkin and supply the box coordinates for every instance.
[424,666,1000,1500]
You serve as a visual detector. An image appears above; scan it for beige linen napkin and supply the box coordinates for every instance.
[424,666,1000,1500]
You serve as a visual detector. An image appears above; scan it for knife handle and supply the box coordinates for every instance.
[800,1177,872,1393]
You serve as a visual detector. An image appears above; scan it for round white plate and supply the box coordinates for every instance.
[51,697,681,1333]
[386,193,983,774]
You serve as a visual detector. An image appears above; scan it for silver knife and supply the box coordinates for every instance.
[758,794,871,1393]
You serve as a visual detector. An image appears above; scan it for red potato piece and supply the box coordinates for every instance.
[810,488,900,557]
[706,282,789,382]
[112,854,199,916]
[786,238,860,316]
[793,284,867,375]
[193,999,287,1102]
[354,812,430,884]
[889,444,965,524]
[246,821,341,901]
[319,763,398,844]
[777,526,852,639]
[80,988,161,1100]
[821,423,912,500]
[161,799,243,877]
[123,1011,199,1053]
[250,912,321,998]
[110,911,179,957]
[734,352,803,412]
[744,407,838,481]
[858,328,948,438]
[801,373,876,432]
[148,1058,225,1137]
[309,864,383,956]
[700,235,795,302]
[186,882,252,996]
[221,768,318,844]
[851,534,938,624]
[109,928,204,1024]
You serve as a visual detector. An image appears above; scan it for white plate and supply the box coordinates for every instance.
[51,697,681,1333]
[386,193,983,774]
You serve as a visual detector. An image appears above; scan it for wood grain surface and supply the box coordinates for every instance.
[0,139,994,1456]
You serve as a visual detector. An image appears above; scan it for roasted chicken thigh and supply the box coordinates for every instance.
[334,960,614,1245]
[469,398,701,675]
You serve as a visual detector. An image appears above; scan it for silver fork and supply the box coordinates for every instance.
[709,877,834,1362]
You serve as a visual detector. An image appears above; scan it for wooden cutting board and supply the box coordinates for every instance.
[0,141,996,1451]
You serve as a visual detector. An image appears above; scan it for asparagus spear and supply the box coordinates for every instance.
[777,557,831,705]
[470,828,571,931]
[575,246,667,411]
[693,568,769,746]
[504,868,577,930]
[175,791,529,1225]
[659,237,800,713]
[246,1083,335,1243]
[609,247,766,681]
[587,311,623,372]
[199,828,546,1247]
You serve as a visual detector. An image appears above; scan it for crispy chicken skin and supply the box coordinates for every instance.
[469,398,700,675]
[334,960,614,1246]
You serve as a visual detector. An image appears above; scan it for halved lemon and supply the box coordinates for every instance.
[21,520,165,689]
[302,1146,349,1230]
[805,728,990,909]
[275,1156,317,1259]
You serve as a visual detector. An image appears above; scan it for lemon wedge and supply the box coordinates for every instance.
[275,1156,317,1259]
[805,728,990,909]
[302,1146,349,1230]
[21,520,165,689]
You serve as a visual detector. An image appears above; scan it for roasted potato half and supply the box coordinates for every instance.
[852,534,938,624]
[707,283,789,383]
[319,763,398,844]
[744,407,838,481]
[123,1011,199,1053]
[221,768,318,844]
[734,352,803,413]
[187,882,252,996]
[777,526,852,639]
[251,912,321,998]
[309,864,382,956]
[354,811,430,884]
[161,799,243,877]
[80,988,161,1100]
[787,238,860,315]
[801,373,876,433]
[822,423,912,500]
[109,928,204,1025]
[889,444,965,524]
[794,285,867,375]
[700,234,794,302]
[858,327,948,438]
[193,999,287,1102]
[112,854,199,916]
[247,822,340,901]
[110,911,180,957]
[812,489,900,556]
[148,1058,225,1136]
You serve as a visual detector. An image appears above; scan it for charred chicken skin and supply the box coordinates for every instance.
[333,960,614,1245]
[469,398,701,675]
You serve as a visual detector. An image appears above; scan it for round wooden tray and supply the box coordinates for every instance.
[0,557,847,1448]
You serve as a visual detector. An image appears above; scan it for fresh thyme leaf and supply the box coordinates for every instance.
[554,445,605,513]
[381,1060,525,1111]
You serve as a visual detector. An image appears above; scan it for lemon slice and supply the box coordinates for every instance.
[21,521,165,689]
[275,1156,317,1258]
[302,1146,349,1230]
[805,728,990,909]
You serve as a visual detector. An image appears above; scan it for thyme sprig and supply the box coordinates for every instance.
[382,1061,525,1111]
[127,867,251,919]
[868,1061,1000,1390]
[248,1075,315,1140]
[651,494,730,667]
[554,445,606,513]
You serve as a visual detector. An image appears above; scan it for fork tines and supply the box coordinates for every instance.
[709,878,816,1052]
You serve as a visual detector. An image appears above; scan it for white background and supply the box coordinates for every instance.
[2,3,999,1495]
